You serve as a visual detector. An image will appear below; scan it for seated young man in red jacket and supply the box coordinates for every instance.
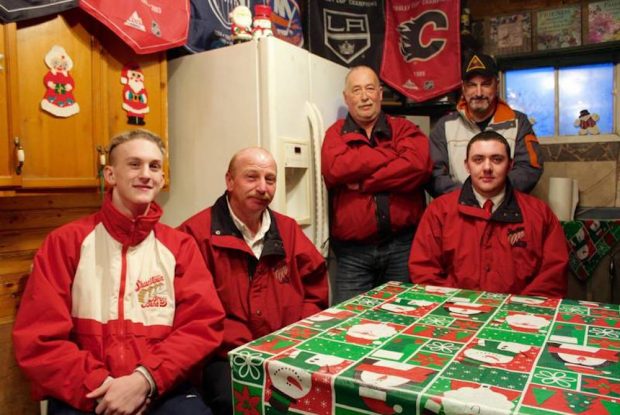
[178,147,329,415]
[409,130,568,297]
[13,130,226,415]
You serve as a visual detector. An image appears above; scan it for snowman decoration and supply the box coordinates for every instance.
[268,359,312,412]
[574,109,600,135]
[252,4,273,39]
[229,5,253,43]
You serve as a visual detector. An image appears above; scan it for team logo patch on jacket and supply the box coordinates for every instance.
[273,261,289,283]
[136,275,168,308]
[507,227,527,247]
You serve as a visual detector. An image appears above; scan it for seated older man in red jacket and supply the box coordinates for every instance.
[178,147,329,415]
[409,130,568,297]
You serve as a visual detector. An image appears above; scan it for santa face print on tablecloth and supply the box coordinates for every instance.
[543,343,620,376]
[121,63,149,125]
[41,45,80,118]
[432,301,495,322]
[378,298,437,318]
[299,308,356,329]
[424,381,519,415]
[456,339,539,372]
[332,358,437,415]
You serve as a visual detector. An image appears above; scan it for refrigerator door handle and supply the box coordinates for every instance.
[306,101,329,257]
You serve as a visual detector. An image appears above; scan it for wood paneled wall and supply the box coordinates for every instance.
[0,193,101,414]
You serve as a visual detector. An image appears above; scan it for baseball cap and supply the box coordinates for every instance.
[462,53,499,80]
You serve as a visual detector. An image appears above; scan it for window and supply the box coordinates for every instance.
[504,63,616,140]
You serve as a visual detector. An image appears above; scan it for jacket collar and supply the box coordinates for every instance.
[210,193,285,258]
[457,97,517,129]
[100,190,161,247]
[340,111,392,143]
[458,178,523,223]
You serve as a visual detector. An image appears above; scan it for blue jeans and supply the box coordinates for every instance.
[47,385,212,415]
[331,228,414,304]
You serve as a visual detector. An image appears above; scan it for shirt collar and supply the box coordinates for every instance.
[226,196,271,242]
[472,187,506,213]
[341,111,391,139]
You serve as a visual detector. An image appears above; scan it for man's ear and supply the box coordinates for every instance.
[464,159,470,175]
[225,171,233,193]
[103,165,116,186]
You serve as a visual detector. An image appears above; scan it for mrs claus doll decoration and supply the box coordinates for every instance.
[120,64,149,125]
[41,45,80,117]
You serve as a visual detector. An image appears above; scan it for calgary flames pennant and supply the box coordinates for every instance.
[381,0,461,102]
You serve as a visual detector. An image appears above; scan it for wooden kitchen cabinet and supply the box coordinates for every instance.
[1,9,167,191]
[0,24,21,190]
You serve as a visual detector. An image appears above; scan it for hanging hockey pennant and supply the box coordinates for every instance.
[308,0,384,73]
[79,0,190,54]
[0,0,77,23]
[381,0,461,102]
[267,0,303,47]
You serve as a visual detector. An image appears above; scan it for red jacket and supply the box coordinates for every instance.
[322,113,432,242]
[409,179,568,297]
[12,192,225,411]
[178,195,329,356]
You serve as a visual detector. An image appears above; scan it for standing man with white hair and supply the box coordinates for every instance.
[322,65,432,304]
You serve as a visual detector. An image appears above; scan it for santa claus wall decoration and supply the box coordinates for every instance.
[41,45,80,118]
[120,64,149,125]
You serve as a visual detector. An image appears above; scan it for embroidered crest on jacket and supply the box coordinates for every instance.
[507,227,526,247]
[136,275,168,308]
[273,261,289,283]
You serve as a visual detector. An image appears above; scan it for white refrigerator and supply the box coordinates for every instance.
[157,36,349,255]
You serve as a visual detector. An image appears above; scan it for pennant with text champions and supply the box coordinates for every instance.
[308,0,385,73]
[380,0,461,102]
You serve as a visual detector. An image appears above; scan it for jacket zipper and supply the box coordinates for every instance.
[118,244,129,367]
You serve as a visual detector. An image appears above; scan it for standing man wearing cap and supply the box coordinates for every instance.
[428,53,543,197]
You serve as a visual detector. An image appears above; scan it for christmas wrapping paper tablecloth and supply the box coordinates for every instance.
[229,282,620,415]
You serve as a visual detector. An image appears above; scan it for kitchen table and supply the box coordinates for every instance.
[229,282,620,415]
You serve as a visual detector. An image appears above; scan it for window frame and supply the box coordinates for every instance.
[500,63,619,144]
[496,42,620,145]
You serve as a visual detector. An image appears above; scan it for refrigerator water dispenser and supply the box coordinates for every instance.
[282,142,311,226]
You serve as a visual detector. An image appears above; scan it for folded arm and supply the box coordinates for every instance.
[362,122,432,193]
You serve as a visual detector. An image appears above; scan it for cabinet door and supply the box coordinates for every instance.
[96,28,168,176]
[0,24,21,189]
[15,11,101,188]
